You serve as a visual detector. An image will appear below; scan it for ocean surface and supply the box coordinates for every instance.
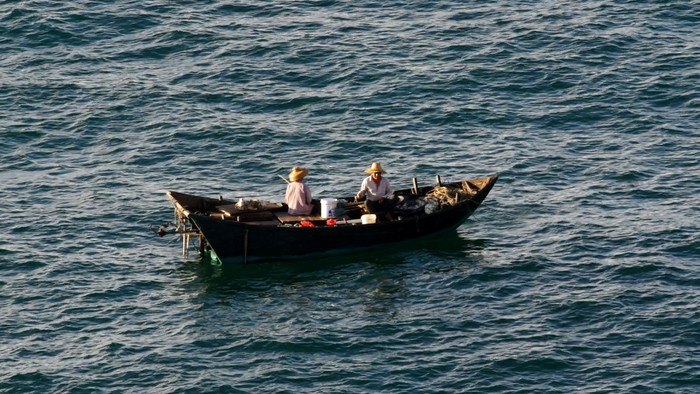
[1,1,698,392]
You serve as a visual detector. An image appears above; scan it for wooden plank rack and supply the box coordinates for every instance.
[273,212,327,224]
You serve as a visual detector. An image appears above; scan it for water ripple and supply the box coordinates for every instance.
[1,0,699,392]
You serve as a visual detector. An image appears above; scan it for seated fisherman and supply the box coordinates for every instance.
[285,167,314,215]
[356,162,394,220]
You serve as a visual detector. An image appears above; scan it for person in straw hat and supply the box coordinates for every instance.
[356,162,394,220]
[285,166,314,215]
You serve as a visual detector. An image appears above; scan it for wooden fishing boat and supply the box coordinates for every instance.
[165,175,498,264]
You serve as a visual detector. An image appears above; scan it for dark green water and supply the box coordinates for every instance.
[1,1,698,392]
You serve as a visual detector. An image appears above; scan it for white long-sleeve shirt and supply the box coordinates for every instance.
[358,176,391,201]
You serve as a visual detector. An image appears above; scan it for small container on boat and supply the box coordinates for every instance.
[321,198,338,219]
[361,214,377,225]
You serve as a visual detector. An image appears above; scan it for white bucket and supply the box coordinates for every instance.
[361,214,377,225]
[320,198,337,219]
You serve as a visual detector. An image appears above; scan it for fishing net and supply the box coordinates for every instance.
[393,184,476,217]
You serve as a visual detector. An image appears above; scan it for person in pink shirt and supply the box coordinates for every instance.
[285,167,314,215]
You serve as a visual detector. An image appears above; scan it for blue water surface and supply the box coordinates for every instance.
[1,1,698,392]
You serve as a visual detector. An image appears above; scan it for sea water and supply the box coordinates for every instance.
[1,1,698,392]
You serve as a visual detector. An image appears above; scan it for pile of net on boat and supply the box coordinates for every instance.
[392,185,475,217]
[233,198,265,210]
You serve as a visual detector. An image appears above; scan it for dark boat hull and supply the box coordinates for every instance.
[183,176,497,264]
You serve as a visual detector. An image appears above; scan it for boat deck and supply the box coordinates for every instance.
[274,211,327,224]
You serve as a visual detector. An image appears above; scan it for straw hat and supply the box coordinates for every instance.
[363,162,386,174]
[289,167,309,182]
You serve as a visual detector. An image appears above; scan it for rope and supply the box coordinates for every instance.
[425,186,471,207]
